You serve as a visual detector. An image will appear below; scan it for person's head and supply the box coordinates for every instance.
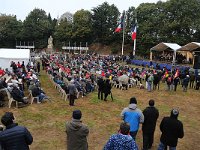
[119,122,130,135]
[170,108,179,119]
[149,99,155,107]
[1,112,15,126]
[72,110,82,120]
[129,97,137,104]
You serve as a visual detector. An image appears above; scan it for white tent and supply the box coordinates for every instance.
[150,42,181,51]
[177,42,200,63]
[0,49,30,70]
[178,42,200,52]
[150,42,182,63]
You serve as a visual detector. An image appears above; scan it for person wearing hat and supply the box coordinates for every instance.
[121,97,144,140]
[157,109,184,150]
[66,110,89,150]
[0,112,33,150]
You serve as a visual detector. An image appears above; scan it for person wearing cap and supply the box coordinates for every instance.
[121,97,144,140]
[103,122,139,150]
[142,100,159,150]
[66,110,89,150]
[0,112,33,150]
[157,109,184,150]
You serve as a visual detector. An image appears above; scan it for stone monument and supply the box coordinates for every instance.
[48,36,53,49]
[47,36,53,53]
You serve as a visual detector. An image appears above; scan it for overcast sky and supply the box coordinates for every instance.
[0,0,166,21]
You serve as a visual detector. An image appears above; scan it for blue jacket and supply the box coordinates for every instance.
[0,123,33,150]
[103,133,138,150]
[121,104,144,132]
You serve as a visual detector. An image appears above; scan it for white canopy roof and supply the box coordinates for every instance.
[150,42,182,52]
[177,42,200,52]
[0,49,30,70]
[0,49,30,59]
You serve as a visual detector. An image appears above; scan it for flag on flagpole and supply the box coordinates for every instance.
[115,24,122,33]
[131,25,137,40]
[115,12,125,33]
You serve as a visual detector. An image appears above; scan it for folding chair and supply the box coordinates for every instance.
[29,90,40,104]
[5,89,19,108]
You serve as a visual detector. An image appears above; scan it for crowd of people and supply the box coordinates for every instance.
[0,52,197,150]
[0,59,49,107]
[0,97,184,150]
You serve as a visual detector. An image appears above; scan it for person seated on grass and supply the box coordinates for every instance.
[103,122,139,150]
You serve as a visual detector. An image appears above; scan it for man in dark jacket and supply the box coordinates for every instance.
[97,77,104,100]
[68,80,78,106]
[0,112,33,150]
[10,86,28,104]
[66,110,89,150]
[103,79,112,101]
[157,109,184,150]
[142,100,159,150]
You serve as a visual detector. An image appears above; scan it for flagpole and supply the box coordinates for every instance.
[121,11,126,55]
[133,12,137,56]
[133,39,136,56]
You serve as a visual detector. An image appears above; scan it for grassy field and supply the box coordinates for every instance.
[0,70,200,150]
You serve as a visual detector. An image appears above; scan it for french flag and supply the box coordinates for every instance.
[131,25,137,40]
[115,24,122,33]
[115,12,125,33]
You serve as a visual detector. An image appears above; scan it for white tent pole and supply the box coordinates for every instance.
[150,50,153,61]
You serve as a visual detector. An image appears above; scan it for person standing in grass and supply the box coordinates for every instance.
[66,110,89,150]
[157,109,184,150]
[104,122,138,150]
[0,112,33,150]
[121,97,144,140]
[142,100,159,150]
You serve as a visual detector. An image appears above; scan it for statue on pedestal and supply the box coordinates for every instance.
[47,36,53,49]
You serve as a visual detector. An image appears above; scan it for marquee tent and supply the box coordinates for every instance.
[177,42,200,52]
[150,42,182,63]
[0,49,30,70]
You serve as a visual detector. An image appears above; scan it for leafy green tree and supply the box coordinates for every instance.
[164,0,200,44]
[91,2,120,45]
[72,9,92,44]
[22,8,51,49]
[0,14,22,48]
[54,19,73,49]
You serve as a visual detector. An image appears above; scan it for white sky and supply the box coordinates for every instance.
[0,0,166,21]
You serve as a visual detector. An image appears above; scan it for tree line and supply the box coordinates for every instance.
[0,0,200,56]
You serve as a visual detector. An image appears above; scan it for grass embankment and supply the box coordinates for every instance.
[0,70,200,150]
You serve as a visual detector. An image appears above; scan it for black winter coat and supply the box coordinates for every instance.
[142,106,159,134]
[0,123,33,150]
[97,78,104,91]
[31,87,41,97]
[160,117,184,147]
